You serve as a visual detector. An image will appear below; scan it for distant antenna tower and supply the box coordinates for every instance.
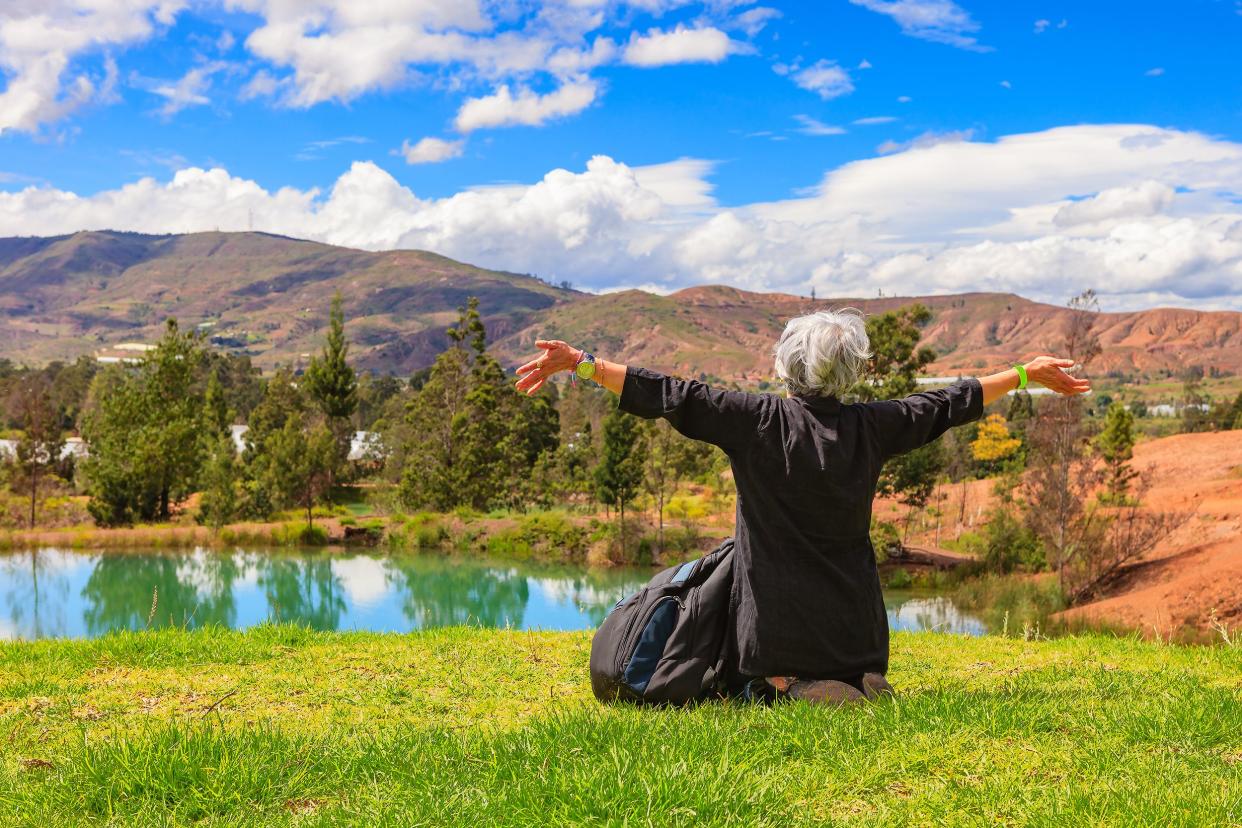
[811,286,816,301]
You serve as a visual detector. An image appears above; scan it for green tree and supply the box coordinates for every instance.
[594,406,644,557]
[7,376,64,528]
[640,419,704,557]
[1179,367,1210,433]
[240,367,305,518]
[1095,402,1138,504]
[203,368,231,435]
[197,366,239,530]
[305,293,359,421]
[198,431,239,530]
[261,414,335,529]
[304,292,358,485]
[850,303,935,401]
[81,320,208,525]
[396,297,558,512]
[396,343,471,510]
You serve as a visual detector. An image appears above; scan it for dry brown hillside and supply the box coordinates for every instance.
[2,230,1239,380]
[493,286,1242,380]
[1056,430,1242,639]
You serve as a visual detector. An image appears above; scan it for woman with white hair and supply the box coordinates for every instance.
[515,308,1089,703]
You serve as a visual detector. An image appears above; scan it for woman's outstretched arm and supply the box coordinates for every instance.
[978,356,1092,406]
[514,339,770,454]
[514,340,626,395]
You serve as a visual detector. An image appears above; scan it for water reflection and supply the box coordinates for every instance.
[0,548,988,641]
[883,592,987,636]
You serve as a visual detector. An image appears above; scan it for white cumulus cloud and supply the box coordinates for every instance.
[622,25,742,67]
[397,136,464,164]
[0,1,184,134]
[4,125,1242,310]
[789,60,854,100]
[454,78,598,132]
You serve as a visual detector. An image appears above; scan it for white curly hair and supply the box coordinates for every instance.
[773,308,872,397]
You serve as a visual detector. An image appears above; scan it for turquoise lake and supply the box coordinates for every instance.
[0,548,986,640]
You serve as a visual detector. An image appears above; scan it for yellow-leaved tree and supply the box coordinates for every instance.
[971,413,1021,465]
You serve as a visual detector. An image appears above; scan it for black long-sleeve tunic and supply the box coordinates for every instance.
[619,366,984,680]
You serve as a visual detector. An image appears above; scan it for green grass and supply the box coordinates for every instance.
[0,627,1238,826]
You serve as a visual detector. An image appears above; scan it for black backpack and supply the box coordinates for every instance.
[589,538,735,705]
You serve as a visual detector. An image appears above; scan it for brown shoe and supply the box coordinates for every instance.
[861,672,895,700]
[783,679,865,705]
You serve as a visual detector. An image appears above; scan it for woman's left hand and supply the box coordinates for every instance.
[515,339,582,395]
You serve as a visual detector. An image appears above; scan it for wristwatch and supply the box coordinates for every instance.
[575,351,597,380]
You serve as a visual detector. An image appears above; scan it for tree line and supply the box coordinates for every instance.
[0,290,1228,608]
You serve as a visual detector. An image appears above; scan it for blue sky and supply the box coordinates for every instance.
[2,1,1241,309]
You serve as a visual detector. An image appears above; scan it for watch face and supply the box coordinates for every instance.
[575,359,595,379]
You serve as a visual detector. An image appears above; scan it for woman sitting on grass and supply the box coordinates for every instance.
[514,309,1089,704]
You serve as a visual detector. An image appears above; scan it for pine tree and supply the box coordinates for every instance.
[197,367,237,530]
[1095,402,1138,504]
[81,319,208,525]
[397,337,472,510]
[305,293,358,421]
[595,406,643,558]
[198,431,239,530]
[203,367,230,436]
[397,297,557,512]
[7,376,63,528]
[304,292,358,487]
[262,414,335,529]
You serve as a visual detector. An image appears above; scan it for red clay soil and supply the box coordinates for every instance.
[1056,430,1242,640]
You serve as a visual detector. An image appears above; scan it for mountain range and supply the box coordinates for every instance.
[2,230,1239,381]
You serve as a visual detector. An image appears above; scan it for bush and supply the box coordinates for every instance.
[870,519,902,564]
[982,507,1045,573]
[486,511,589,562]
[886,567,913,589]
[266,522,328,546]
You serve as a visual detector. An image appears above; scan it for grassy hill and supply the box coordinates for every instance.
[2,230,1241,382]
[0,626,1237,825]
[0,230,573,373]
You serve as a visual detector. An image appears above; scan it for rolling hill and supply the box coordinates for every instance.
[1,230,1240,381]
[0,230,572,373]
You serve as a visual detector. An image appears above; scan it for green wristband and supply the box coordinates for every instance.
[1013,364,1028,390]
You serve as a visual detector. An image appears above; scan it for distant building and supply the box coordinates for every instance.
[0,437,88,463]
[94,342,155,364]
[228,425,384,462]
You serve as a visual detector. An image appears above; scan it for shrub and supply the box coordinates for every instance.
[486,511,589,562]
[982,507,1045,573]
[870,519,902,564]
[887,567,913,589]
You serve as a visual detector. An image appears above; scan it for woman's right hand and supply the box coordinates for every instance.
[1024,356,1092,396]
[514,339,583,396]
